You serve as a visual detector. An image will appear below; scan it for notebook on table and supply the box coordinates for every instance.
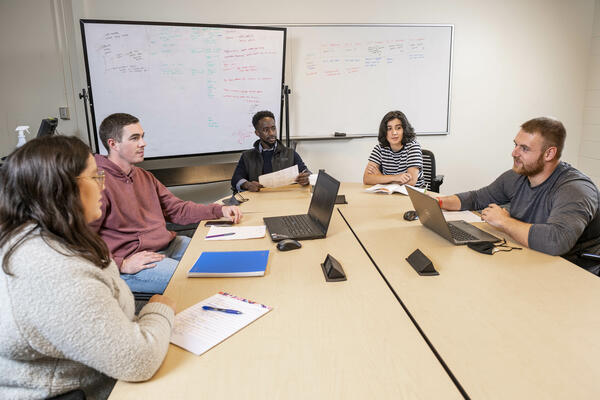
[188,250,269,277]
[406,186,500,245]
[263,170,340,241]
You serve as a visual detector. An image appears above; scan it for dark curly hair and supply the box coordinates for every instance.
[0,136,111,274]
[252,110,275,129]
[378,110,416,148]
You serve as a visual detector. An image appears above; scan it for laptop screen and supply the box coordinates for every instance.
[307,171,340,231]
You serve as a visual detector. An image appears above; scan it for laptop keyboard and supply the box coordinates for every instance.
[281,215,315,236]
[448,224,478,242]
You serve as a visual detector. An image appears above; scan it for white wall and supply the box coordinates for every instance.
[580,0,600,185]
[1,0,595,200]
[0,0,85,157]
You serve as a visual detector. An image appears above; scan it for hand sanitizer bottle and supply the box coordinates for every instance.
[15,126,30,148]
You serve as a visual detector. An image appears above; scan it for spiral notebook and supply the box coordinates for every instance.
[171,292,272,356]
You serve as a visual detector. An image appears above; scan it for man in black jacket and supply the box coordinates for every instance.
[231,110,310,192]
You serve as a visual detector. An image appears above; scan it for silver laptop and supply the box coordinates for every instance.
[263,171,340,241]
[406,186,499,244]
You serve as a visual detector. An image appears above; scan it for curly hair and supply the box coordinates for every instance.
[0,136,111,274]
[377,110,416,148]
[252,110,275,129]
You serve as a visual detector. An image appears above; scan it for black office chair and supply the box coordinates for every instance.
[421,149,444,192]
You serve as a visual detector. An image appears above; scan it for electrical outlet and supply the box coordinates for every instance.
[59,107,70,120]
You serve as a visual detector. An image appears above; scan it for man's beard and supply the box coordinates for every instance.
[512,153,544,176]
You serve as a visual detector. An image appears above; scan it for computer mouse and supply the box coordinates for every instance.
[403,210,418,221]
[277,239,302,251]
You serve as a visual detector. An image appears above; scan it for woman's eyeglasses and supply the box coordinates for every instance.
[78,170,105,188]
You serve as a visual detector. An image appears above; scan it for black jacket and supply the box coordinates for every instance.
[230,139,307,190]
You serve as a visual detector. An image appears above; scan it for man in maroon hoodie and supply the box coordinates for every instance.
[90,113,242,294]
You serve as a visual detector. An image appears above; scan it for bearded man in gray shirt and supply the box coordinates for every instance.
[438,117,600,275]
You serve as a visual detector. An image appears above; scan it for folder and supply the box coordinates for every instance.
[188,250,269,277]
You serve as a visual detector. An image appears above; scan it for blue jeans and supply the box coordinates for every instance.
[121,235,192,294]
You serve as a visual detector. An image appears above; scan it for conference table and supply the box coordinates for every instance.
[109,183,600,399]
[110,184,462,399]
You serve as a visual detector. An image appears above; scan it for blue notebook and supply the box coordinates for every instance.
[188,250,270,277]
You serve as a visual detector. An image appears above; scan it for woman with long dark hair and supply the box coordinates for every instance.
[0,136,175,399]
[363,110,425,187]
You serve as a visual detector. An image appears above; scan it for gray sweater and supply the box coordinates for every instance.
[0,228,175,399]
[457,162,600,269]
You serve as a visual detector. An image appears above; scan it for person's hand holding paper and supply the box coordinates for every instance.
[296,170,310,186]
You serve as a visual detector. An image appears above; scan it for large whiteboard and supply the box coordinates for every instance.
[81,21,285,158]
[285,25,453,136]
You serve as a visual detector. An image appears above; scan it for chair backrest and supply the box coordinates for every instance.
[421,149,437,191]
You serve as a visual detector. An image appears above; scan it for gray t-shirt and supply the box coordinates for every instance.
[456,162,600,271]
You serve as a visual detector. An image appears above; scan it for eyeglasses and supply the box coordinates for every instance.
[223,191,248,206]
[234,191,248,203]
[77,170,105,188]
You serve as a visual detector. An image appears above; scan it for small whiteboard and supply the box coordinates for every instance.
[81,20,285,158]
[285,25,453,136]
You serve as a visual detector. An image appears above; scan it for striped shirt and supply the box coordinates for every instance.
[368,140,425,187]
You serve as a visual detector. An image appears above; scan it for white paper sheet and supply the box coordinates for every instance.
[205,225,266,240]
[442,210,482,223]
[171,292,272,356]
[258,165,299,188]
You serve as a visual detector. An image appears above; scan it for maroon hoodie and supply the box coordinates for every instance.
[90,155,223,269]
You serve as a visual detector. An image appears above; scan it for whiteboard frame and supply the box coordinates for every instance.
[80,19,287,158]
[279,23,454,136]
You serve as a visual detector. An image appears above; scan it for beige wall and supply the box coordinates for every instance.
[1,0,596,200]
[580,0,600,185]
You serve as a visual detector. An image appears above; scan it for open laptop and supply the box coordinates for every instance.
[406,186,499,244]
[263,171,340,241]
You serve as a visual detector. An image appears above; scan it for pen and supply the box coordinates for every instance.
[202,305,243,314]
[205,232,235,239]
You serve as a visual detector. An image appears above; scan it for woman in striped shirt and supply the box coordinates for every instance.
[363,110,425,187]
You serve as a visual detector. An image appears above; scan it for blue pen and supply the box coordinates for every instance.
[202,305,243,314]
[205,232,235,239]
